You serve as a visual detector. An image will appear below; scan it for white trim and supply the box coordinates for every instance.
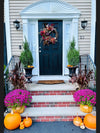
[90,0,96,62]
[5,0,11,63]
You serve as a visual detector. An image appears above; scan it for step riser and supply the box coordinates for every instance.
[30,91,76,96]
[22,116,84,122]
[29,102,80,107]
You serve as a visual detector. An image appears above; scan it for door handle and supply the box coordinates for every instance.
[39,50,41,53]
[39,47,41,49]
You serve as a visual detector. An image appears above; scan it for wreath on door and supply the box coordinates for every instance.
[40,24,58,46]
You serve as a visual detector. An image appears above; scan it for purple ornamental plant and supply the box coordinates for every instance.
[4,89,32,108]
[73,89,96,107]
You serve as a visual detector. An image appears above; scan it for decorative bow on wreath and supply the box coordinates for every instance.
[40,24,58,46]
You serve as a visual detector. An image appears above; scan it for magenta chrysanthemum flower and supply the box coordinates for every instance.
[73,89,96,106]
[4,89,32,108]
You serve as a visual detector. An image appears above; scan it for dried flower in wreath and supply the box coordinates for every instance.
[40,24,58,46]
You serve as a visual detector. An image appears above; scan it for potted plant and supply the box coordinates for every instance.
[9,62,26,90]
[67,38,79,77]
[73,89,96,113]
[4,89,32,114]
[20,38,34,83]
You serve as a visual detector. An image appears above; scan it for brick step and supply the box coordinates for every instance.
[31,95,75,103]
[29,102,79,107]
[21,107,93,122]
[30,90,76,96]
[28,95,79,107]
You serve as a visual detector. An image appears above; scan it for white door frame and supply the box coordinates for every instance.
[21,0,80,78]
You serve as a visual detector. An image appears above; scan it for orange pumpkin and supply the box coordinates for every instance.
[4,110,21,130]
[23,114,32,128]
[84,112,96,130]
[73,113,82,126]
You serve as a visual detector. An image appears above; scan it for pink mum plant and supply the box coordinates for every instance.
[4,89,32,108]
[73,89,96,107]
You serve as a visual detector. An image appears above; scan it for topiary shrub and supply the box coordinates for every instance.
[67,38,79,66]
[20,38,33,68]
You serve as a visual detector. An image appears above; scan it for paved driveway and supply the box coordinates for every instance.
[4,121,96,133]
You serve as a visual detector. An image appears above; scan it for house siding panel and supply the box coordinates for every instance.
[9,0,91,56]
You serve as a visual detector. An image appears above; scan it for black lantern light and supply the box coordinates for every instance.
[81,20,88,29]
[13,19,20,30]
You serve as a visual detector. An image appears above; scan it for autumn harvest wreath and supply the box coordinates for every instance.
[40,24,58,45]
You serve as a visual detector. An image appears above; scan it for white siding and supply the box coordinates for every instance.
[9,0,91,55]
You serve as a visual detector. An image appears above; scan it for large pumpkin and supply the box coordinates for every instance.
[84,112,96,130]
[23,114,32,128]
[4,110,21,130]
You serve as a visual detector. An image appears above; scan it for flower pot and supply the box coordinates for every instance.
[12,106,25,114]
[80,104,93,113]
[24,67,34,83]
[67,66,78,77]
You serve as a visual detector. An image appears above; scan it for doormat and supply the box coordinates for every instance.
[37,80,65,84]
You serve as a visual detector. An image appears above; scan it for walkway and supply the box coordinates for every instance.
[4,121,96,133]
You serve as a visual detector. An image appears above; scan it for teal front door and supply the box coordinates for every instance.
[38,20,62,75]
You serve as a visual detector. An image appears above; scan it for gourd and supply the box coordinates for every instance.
[84,112,96,130]
[73,113,82,126]
[4,110,21,130]
[80,122,85,129]
[23,114,32,127]
[20,122,25,130]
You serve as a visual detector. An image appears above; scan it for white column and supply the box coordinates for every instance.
[71,18,79,50]
[5,0,12,63]
[90,0,96,62]
[22,19,29,41]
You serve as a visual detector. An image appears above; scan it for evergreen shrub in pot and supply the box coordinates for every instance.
[20,38,34,81]
[67,38,79,77]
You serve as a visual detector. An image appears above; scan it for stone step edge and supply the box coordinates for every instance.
[31,95,75,103]
[20,107,93,117]
[26,83,79,91]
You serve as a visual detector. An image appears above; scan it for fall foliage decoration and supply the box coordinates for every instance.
[73,113,82,126]
[4,110,21,130]
[84,112,96,130]
[40,24,58,46]
[23,114,32,128]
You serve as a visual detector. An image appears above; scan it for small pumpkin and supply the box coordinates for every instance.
[23,114,32,128]
[84,112,96,130]
[73,113,82,126]
[20,122,25,130]
[4,110,21,130]
[80,122,85,129]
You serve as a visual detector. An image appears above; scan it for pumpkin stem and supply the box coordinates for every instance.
[77,112,78,120]
[26,113,28,119]
[11,110,13,114]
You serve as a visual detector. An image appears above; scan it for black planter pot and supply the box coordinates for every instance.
[67,66,78,77]
[24,67,34,83]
